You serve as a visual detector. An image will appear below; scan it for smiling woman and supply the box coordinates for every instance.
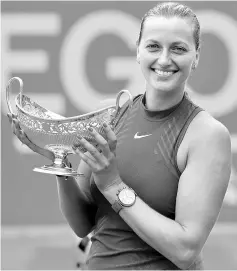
[137,13,200,110]
[7,2,232,270]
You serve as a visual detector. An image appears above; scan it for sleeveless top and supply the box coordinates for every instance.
[86,92,205,270]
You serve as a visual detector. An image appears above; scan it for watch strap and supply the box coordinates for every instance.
[111,186,126,213]
[111,200,123,213]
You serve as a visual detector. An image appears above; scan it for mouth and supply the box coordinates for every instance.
[152,69,178,78]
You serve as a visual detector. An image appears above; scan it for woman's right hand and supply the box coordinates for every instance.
[7,113,55,161]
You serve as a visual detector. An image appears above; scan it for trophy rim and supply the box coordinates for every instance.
[15,94,117,123]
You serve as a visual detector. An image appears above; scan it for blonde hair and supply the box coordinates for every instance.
[137,2,201,51]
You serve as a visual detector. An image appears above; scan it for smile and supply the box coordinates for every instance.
[153,69,176,77]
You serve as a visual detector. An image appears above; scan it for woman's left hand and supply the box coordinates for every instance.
[73,123,121,192]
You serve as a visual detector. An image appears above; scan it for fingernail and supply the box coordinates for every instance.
[88,127,93,132]
[74,148,80,154]
[103,122,107,127]
[77,135,83,140]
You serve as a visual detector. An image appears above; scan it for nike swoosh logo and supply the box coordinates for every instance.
[134,132,152,139]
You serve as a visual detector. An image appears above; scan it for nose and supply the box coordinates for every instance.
[157,49,171,66]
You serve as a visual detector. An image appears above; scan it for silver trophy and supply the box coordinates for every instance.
[6,77,133,176]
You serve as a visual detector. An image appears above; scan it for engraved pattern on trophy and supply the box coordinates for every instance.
[6,77,133,176]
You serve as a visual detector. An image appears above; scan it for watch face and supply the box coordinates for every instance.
[118,188,136,206]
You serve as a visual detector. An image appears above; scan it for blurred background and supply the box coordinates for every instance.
[1,0,237,270]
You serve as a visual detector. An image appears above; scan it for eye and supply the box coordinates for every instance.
[146,44,161,51]
[172,46,187,53]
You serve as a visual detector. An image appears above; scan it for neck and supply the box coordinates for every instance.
[145,86,185,111]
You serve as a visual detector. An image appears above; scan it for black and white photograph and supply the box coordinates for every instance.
[1,0,237,270]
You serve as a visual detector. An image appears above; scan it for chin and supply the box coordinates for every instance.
[149,77,186,95]
[151,83,177,94]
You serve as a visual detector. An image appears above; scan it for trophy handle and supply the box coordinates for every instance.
[6,77,24,115]
[115,89,133,116]
[110,89,133,131]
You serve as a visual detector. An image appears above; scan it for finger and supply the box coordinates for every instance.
[73,142,94,160]
[12,119,21,136]
[72,142,87,154]
[10,113,17,121]
[77,149,98,172]
[7,114,16,128]
[18,129,30,145]
[74,147,97,163]
[11,119,17,135]
[7,113,12,123]
[87,127,110,157]
[76,134,103,162]
[85,151,97,162]
[102,123,117,152]
[7,113,21,138]
[13,118,22,132]
[72,141,84,150]
[12,119,26,144]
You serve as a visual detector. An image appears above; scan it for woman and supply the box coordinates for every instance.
[7,2,231,270]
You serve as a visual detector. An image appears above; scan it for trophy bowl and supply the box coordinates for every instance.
[6,77,133,176]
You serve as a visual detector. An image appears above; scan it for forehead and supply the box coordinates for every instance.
[142,16,194,45]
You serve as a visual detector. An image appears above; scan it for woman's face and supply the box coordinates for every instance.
[137,16,199,94]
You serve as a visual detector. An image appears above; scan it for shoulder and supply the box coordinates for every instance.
[183,110,232,174]
[187,111,231,150]
[177,110,231,173]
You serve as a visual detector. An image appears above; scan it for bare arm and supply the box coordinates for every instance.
[57,157,97,238]
[102,119,231,269]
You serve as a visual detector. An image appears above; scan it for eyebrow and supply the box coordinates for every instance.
[172,41,188,47]
[145,39,189,47]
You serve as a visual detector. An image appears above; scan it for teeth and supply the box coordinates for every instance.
[154,69,174,76]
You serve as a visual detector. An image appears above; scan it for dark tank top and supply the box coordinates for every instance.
[87,92,204,270]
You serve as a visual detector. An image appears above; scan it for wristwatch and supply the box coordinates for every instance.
[111,187,137,213]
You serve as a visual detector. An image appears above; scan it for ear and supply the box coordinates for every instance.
[194,48,200,68]
[136,48,140,64]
